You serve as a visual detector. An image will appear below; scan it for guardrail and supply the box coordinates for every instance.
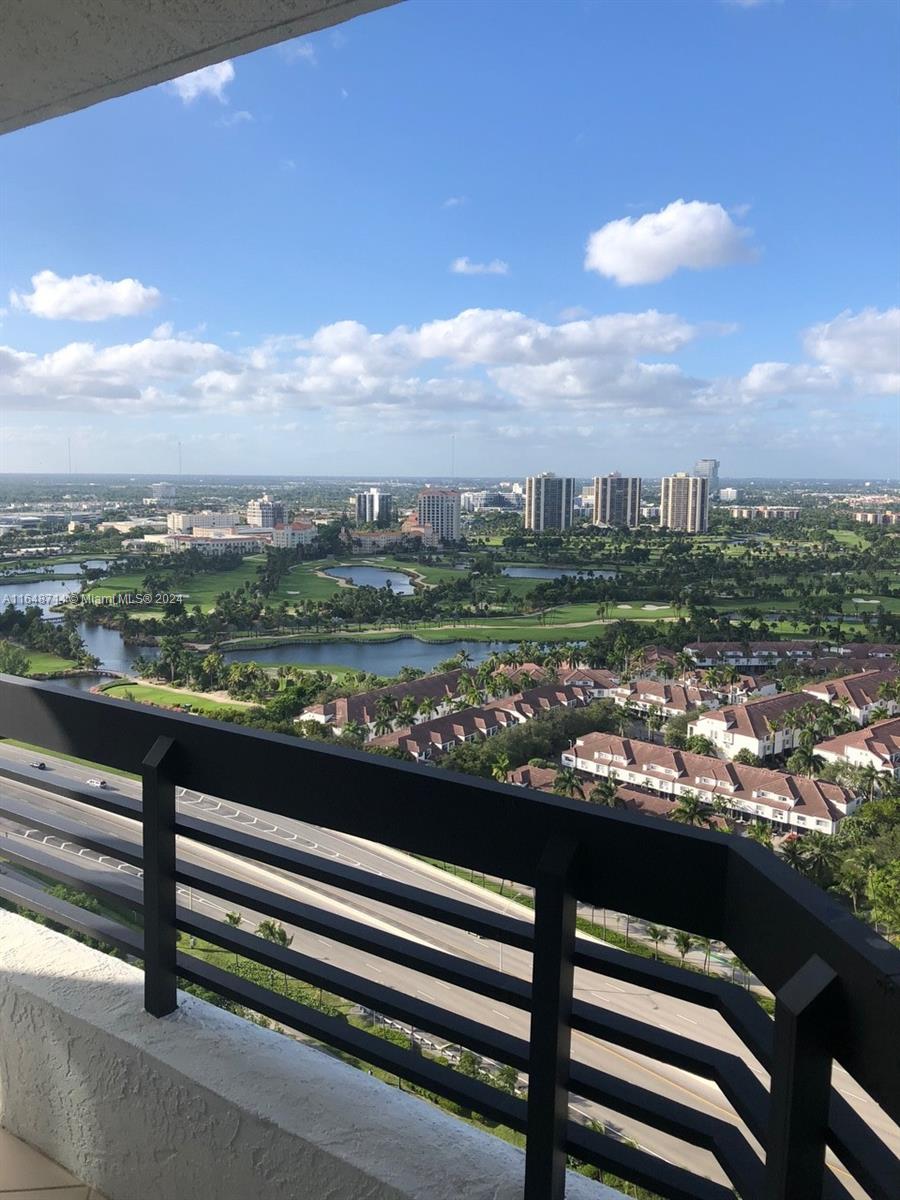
[0,675,897,1200]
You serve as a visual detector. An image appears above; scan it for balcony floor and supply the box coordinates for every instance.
[0,1128,106,1199]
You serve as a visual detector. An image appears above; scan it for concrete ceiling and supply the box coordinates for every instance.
[0,0,398,136]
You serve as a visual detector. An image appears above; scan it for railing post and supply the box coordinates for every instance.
[142,735,178,1017]
[765,954,839,1200]
[524,835,578,1200]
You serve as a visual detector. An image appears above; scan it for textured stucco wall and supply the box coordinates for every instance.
[0,913,614,1199]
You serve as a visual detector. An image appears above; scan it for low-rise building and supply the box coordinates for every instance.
[561,733,858,834]
[684,640,900,667]
[302,670,465,736]
[370,683,591,762]
[815,717,900,778]
[688,692,827,759]
[271,520,317,549]
[556,666,618,696]
[610,679,718,720]
[163,534,265,557]
[802,668,899,725]
[729,506,801,520]
[167,511,240,534]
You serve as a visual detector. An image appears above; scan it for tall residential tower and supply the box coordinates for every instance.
[660,474,709,533]
[354,488,393,527]
[524,473,576,531]
[417,487,460,544]
[593,473,641,528]
[694,459,720,497]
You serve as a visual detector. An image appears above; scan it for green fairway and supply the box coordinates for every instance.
[101,682,240,713]
[270,560,345,602]
[0,642,79,676]
[86,556,269,614]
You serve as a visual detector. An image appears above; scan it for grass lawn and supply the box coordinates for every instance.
[0,642,79,675]
[270,560,345,602]
[369,556,467,584]
[86,556,269,615]
[100,681,239,714]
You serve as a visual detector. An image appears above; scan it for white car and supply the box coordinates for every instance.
[86,778,108,789]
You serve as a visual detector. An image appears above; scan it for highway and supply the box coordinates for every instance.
[0,743,892,1195]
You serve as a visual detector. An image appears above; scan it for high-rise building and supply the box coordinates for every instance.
[592,473,641,528]
[246,494,285,527]
[694,459,720,496]
[417,487,460,544]
[524,473,576,531]
[354,488,393,527]
[660,474,709,533]
[719,487,739,502]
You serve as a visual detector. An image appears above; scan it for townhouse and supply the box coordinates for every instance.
[556,666,618,697]
[815,717,900,778]
[369,683,592,762]
[802,668,899,725]
[561,733,858,835]
[684,640,899,669]
[688,692,827,759]
[302,669,464,735]
[609,678,718,720]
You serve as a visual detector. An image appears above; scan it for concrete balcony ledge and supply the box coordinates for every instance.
[0,913,617,1199]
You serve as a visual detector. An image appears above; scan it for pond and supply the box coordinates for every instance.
[0,578,81,616]
[322,565,415,595]
[500,566,616,580]
[224,638,517,676]
[0,558,117,578]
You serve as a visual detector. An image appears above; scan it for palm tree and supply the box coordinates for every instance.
[674,651,695,683]
[374,695,398,732]
[778,836,807,873]
[552,767,585,800]
[799,832,836,886]
[787,743,826,779]
[587,773,620,807]
[673,930,694,966]
[695,935,713,975]
[418,695,440,721]
[646,924,670,959]
[671,789,713,828]
[341,719,366,745]
[490,752,511,784]
[746,820,773,849]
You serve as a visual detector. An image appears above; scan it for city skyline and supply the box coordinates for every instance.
[1,0,898,477]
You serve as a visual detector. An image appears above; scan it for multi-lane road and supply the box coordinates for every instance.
[0,743,892,1195]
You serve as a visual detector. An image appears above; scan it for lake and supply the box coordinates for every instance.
[322,565,415,595]
[0,578,80,616]
[501,566,616,580]
[224,638,516,676]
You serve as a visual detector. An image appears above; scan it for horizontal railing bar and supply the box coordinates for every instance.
[0,763,142,821]
[0,874,141,959]
[571,999,770,1144]
[827,1093,900,1200]
[176,860,532,1008]
[568,1062,764,1197]
[179,907,526,1068]
[565,1120,736,1200]
[177,808,539,947]
[1,861,890,1200]
[572,939,774,1068]
[176,950,526,1129]
[0,837,144,912]
[0,793,142,867]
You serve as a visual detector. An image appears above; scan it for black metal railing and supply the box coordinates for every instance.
[0,675,897,1200]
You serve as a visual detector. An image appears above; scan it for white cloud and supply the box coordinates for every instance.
[280,42,317,65]
[442,196,467,208]
[164,61,235,104]
[450,257,509,276]
[585,199,755,285]
[804,308,900,394]
[217,110,253,127]
[740,362,839,396]
[9,270,161,321]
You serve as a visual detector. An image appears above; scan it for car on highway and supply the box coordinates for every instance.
[86,778,108,788]
[29,761,46,769]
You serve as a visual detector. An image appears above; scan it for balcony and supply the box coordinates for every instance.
[0,674,898,1200]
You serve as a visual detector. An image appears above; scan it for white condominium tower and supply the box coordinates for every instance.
[660,473,709,533]
[246,494,285,527]
[417,487,460,544]
[593,473,641,528]
[355,488,393,527]
[524,473,576,531]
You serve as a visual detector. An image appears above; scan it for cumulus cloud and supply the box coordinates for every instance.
[450,257,509,276]
[165,61,235,104]
[585,199,754,285]
[10,270,161,321]
[442,196,467,208]
[804,308,900,394]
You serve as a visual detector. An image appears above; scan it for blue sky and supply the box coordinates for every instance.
[1,0,898,479]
